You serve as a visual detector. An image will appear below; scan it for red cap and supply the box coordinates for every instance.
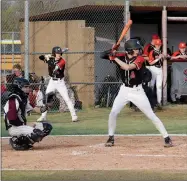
[152,34,160,40]
[154,39,162,46]
[179,42,186,49]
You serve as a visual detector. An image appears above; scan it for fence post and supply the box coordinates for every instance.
[125,0,130,41]
[162,6,167,105]
[24,0,29,80]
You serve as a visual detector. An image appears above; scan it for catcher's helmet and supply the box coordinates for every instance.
[13,77,30,89]
[12,77,30,96]
[52,46,63,56]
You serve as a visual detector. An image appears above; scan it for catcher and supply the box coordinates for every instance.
[3,77,53,151]
[37,46,78,122]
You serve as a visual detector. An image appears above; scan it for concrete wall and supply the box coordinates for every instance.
[20,20,95,107]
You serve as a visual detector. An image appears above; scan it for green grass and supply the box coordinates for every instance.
[1,104,187,136]
[2,170,187,181]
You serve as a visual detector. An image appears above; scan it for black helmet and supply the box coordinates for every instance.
[52,46,62,56]
[130,37,146,47]
[125,39,142,52]
[13,77,30,89]
[12,78,30,97]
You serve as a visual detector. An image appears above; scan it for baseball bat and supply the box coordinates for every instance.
[116,19,133,46]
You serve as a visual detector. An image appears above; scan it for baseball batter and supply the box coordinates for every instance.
[101,39,173,147]
[37,46,78,122]
[3,77,53,150]
[148,39,164,109]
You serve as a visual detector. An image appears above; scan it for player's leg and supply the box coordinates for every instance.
[155,68,163,107]
[149,66,156,89]
[56,79,78,122]
[37,79,55,122]
[130,88,172,147]
[105,85,129,147]
[8,125,43,150]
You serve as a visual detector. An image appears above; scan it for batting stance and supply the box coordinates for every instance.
[3,78,53,151]
[101,39,173,147]
[38,46,78,122]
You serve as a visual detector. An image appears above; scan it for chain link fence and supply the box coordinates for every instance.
[1,0,187,113]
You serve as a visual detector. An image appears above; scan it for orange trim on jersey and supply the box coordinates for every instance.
[116,53,126,57]
[143,43,151,56]
[172,51,180,57]
[57,58,66,69]
[133,56,145,70]
[148,50,155,63]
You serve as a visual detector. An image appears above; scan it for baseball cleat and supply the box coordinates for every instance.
[72,116,79,122]
[37,116,46,122]
[164,136,173,147]
[105,135,114,147]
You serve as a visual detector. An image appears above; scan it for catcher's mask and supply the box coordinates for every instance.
[12,77,30,95]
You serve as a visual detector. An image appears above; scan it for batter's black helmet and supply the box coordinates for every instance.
[125,39,142,52]
[52,46,63,56]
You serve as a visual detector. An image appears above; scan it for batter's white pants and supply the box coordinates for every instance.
[40,77,77,121]
[148,66,163,104]
[108,84,169,138]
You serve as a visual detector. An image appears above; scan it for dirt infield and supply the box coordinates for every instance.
[2,136,187,171]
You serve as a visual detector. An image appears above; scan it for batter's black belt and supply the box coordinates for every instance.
[124,83,140,88]
[52,77,63,81]
[154,65,162,68]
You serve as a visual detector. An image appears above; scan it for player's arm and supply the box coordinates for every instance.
[171,51,186,60]
[113,57,136,70]
[148,51,163,65]
[113,56,144,70]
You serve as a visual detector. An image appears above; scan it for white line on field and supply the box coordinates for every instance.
[1,134,187,139]
[120,154,187,158]
[2,168,187,171]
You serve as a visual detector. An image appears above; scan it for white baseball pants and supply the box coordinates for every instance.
[148,66,163,104]
[40,77,77,121]
[108,84,169,138]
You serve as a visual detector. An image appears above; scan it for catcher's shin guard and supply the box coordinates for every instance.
[164,136,173,147]
[105,135,114,147]
[9,136,33,151]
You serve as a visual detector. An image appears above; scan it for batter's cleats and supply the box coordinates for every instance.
[72,116,79,122]
[157,103,163,110]
[164,136,173,147]
[37,116,46,122]
[105,135,114,147]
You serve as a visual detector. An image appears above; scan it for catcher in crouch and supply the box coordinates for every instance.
[101,39,173,148]
[3,77,53,151]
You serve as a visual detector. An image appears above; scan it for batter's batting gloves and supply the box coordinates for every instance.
[45,54,52,61]
[112,44,120,51]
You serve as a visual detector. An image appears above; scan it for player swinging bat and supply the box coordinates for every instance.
[100,19,173,148]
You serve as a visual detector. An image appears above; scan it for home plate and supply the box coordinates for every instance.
[89,143,105,148]
[71,151,87,155]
